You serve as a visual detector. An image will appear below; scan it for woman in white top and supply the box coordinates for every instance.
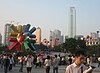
[25,55,33,73]
[44,55,51,73]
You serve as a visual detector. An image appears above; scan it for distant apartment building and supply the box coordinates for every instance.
[35,27,41,44]
[50,31,55,47]
[91,32,97,39]
[3,24,12,46]
[49,29,63,47]
[86,31,99,46]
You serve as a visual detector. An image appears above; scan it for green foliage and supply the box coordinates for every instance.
[1,39,100,56]
[0,45,8,53]
[51,45,62,52]
[87,45,100,56]
[51,38,87,54]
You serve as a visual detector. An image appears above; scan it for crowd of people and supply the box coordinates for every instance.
[0,53,61,73]
[0,54,15,73]
[0,51,100,73]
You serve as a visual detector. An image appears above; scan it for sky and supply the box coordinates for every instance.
[0,0,100,41]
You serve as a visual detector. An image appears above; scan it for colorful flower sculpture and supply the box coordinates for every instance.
[9,24,36,51]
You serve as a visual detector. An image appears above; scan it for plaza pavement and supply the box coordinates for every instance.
[0,65,100,73]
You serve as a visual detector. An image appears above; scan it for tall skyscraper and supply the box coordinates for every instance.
[35,27,41,44]
[3,24,12,46]
[68,7,76,38]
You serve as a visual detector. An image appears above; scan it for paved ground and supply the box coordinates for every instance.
[0,65,100,73]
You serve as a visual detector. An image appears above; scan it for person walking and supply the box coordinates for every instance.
[35,55,41,68]
[3,54,10,73]
[44,55,51,73]
[0,54,3,68]
[25,54,33,73]
[19,56,24,72]
[52,55,60,73]
[65,50,94,73]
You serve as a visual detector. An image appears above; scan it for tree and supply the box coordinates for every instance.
[62,38,87,54]
[64,38,77,53]
[76,39,87,52]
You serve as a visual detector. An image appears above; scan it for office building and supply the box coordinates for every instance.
[86,31,100,46]
[3,24,12,46]
[68,7,76,38]
[35,27,41,44]
[91,32,97,39]
[49,29,63,47]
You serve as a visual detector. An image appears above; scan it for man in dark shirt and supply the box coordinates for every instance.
[3,54,10,73]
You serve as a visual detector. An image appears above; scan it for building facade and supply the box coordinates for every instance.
[35,27,41,44]
[3,24,12,46]
[68,7,76,38]
[49,29,63,47]
[86,31,100,46]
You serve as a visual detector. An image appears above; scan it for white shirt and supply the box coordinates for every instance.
[65,63,93,73]
[44,59,51,66]
[57,57,60,61]
[53,58,60,67]
[25,57,33,67]
[37,57,40,63]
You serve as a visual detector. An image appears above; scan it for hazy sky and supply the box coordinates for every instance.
[0,0,100,41]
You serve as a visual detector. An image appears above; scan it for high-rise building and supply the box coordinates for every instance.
[35,27,41,44]
[50,31,55,47]
[68,7,76,38]
[49,29,63,47]
[60,35,64,44]
[54,30,62,45]
[3,24,12,46]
